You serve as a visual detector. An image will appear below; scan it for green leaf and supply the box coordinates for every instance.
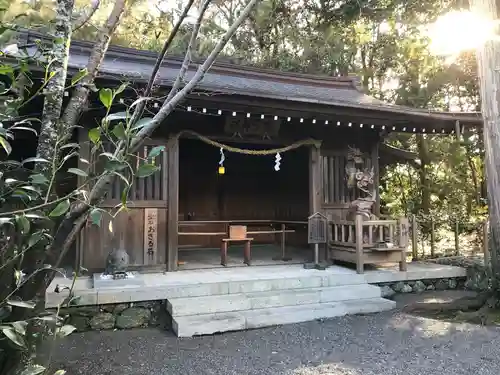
[0,217,12,225]
[56,324,76,338]
[36,315,58,322]
[90,208,102,227]
[2,327,26,348]
[11,190,31,200]
[20,365,45,375]
[59,142,80,150]
[112,123,126,140]
[19,185,41,195]
[28,231,44,247]
[105,160,128,172]
[15,215,30,234]
[71,68,88,86]
[131,117,154,130]
[88,128,101,144]
[25,213,46,220]
[62,151,79,164]
[0,64,14,75]
[112,171,130,187]
[136,163,160,178]
[11,321,27,335]
[22,157,50,165]
[67,168,88,177]
[10,126,37,135]
[7,300,35,309]
[115,82,129,95]
[49,199,70,217]
[68,295,82,306]
[148,145,165,159]
[99,88,113,109]
[15,117,41,125]
[106,111,128,122]
[29,174,49,185]
[0,135,11,155]
[53,370,66,375]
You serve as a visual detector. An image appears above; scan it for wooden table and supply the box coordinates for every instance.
[220,238,254,266]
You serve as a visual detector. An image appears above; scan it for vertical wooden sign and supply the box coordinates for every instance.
[144,208,158,265]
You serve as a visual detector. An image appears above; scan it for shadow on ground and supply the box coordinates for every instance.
[52,295,500,375]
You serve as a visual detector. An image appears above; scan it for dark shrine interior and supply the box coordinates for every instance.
[178,138,310,250]
[179,138,309,222]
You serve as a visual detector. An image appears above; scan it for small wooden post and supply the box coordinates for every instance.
[454,221,460,256]
[483,220,490,268]
[430,219,436,258]
[411,215,418,261]
[355,215,364,274]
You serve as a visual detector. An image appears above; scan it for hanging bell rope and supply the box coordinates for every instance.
[178,130,321,155]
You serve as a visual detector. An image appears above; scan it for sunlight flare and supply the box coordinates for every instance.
[428,10,498,56]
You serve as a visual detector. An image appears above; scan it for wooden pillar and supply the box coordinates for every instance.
[167,135,179,272]
[371,142,380,216]
[309,145,321,215]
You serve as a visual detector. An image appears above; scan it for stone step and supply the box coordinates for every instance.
[162,272,368,300]
[167,283,382,317]
[172,297,396,337]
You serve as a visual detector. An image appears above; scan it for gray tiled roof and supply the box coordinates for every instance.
[68,46,385,108]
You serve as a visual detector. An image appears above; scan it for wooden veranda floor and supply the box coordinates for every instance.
[177,244,313,270]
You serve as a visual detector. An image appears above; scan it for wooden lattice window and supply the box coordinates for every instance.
[115,144,166,202]
[321,153,372,204]
[97,143,167,203]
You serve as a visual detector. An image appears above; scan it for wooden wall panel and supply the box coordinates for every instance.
[80,208,167,272]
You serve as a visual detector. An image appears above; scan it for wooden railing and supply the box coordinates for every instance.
[330,217,409,249]
[329,216,409,273]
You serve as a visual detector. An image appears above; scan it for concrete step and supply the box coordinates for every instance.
[167,283,382,317]
[172,297,396,337]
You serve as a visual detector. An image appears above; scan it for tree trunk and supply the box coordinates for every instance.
[61,0,127,131]
[470,0,500,289]
[35,0,75,179]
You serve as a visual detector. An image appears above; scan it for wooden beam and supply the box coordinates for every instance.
[167,135,180,271]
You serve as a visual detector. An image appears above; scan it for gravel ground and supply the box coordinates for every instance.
[53,309,500,375]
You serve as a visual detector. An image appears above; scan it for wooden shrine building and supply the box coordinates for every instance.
[19,32,484,274]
